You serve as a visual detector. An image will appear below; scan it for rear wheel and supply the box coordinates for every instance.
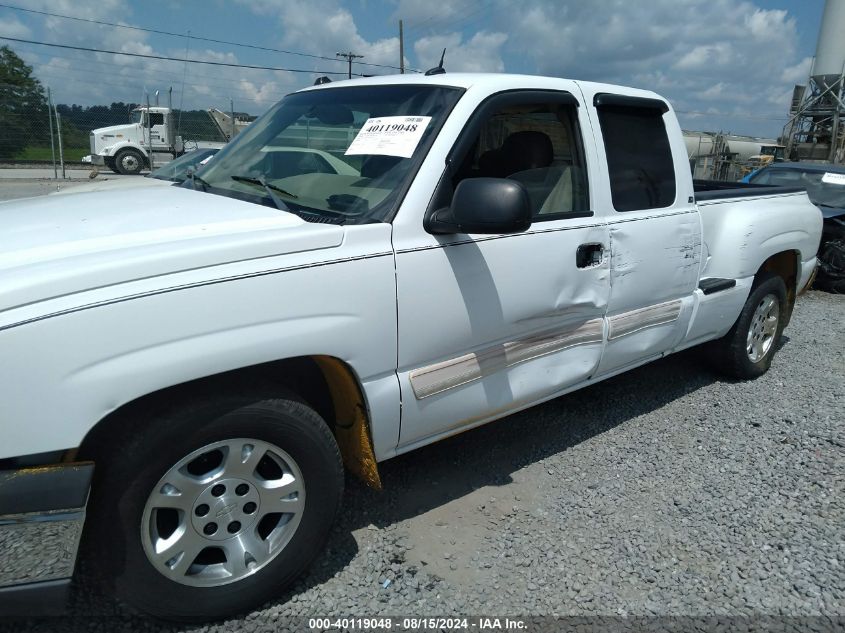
[82,395,343,621]
[709,273,787,379]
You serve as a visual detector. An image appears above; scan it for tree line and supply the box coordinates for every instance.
[0,46,239,161]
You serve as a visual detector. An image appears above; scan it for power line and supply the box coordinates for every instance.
[0,2,416,72]
[0,36,347,75]
[9,40,293,88]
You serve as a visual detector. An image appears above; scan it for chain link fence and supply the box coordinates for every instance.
[0,83,254,171]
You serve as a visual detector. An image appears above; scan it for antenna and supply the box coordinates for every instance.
[425,49,446,76]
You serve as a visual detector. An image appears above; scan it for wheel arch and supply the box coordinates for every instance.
[78,355,382,489]
[107,141,149,159]
[755,249,799,326]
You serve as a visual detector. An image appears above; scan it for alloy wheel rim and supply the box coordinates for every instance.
[121,154,139,171]
[140,438,305,587]
[746,293,779,363]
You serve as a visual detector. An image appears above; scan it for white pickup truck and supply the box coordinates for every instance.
[0,73,822,620]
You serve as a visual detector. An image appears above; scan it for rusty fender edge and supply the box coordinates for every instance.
[314,356,383,491]
[0,461,94,616]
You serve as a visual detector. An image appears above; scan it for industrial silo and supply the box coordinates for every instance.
[783,0,845,163]
[812,0,845,91]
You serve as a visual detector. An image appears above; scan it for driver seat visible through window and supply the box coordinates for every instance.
[453,102,589,220]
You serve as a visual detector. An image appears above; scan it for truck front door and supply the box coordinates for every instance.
[392,88,611,449]
[148,111,168,150]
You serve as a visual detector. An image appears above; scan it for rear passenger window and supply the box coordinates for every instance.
[596,101,676,211]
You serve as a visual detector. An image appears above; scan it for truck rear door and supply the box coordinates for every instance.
[392,87,611,449]
[578,88,702,377]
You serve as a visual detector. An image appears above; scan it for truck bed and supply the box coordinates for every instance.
[693,179,804,202]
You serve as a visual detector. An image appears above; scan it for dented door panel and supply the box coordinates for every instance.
[595,210,702,376]
[595,218,703,376]
[395,221,610,447]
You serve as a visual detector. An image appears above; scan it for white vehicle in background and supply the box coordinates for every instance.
[0,73,822,621]
[83,103,251,175]
[260,146,359,178]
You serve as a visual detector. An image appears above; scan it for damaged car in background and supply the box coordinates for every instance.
[744,161,845,292]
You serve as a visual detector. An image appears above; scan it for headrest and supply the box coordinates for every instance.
[503,131,554,172]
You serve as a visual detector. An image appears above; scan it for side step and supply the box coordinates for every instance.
[698,278,736,295]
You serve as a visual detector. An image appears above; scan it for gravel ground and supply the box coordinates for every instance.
[4,291,843,631]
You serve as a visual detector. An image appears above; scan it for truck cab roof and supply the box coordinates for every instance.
[300,72,667,105]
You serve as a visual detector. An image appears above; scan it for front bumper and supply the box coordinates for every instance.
[0,461,93,615]
[81,155,105,166]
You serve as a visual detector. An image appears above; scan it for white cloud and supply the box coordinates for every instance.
[414,31,507,73]
[493,0,807,135]
[241,0,403,74]
[4,0,819,137]
[781,57,813,84]
[392,0,478,24]
[696,82,726,101]
[4,0,286,114]
[0,16,31,38]
[674,44,734,71]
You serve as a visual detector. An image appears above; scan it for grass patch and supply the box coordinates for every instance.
[17,146,88,162]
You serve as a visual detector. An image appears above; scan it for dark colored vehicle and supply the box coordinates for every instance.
[745,162,845,292]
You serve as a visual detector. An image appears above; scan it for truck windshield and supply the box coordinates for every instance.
[195,84,463,224]
[131,110,145,126]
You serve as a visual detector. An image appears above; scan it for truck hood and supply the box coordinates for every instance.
[92,123,138,137]
[0,187,344,314]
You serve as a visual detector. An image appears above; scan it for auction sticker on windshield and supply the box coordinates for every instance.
[345,116,432,158]
[822,172,845,185]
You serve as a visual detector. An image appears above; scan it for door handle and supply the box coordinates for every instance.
[576,243,604,268]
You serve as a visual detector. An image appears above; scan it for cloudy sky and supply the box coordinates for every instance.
[0,0,828,138]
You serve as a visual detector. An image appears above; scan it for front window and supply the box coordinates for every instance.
[195,84,464,224]
[131,110,145,126]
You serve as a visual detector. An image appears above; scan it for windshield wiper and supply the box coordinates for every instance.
[230,174,349,224]
[231,175,298,212]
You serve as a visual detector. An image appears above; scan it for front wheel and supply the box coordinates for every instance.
[709,273,787,379]
[82,396,344,621]
[114,148,145,175]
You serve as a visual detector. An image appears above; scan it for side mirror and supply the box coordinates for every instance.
[425,178,532,235]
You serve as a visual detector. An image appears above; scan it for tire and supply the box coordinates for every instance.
[104,157,119,174]
[81,395,344,621]
[709,273,787,379]
[114,148,145,175]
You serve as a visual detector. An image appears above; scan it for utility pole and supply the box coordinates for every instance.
[47,86,57,179]
[399,20,405,74]
[336,51,363,79]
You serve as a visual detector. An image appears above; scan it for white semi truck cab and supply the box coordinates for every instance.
[83,106,182,175]
[84,106,249,175]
